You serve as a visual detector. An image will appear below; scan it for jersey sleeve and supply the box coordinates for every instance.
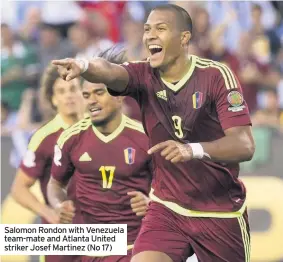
[19,136,48,179]
[51,140,75,185]
[212,67,252,130]
[107,61,148,102]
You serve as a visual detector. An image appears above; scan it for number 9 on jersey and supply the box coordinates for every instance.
[172,116,184,139]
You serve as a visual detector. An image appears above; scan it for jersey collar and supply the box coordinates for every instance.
[160,55,196,93]
[54,114,71,130]
[92,114,126,143]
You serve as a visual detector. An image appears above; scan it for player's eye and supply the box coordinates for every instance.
[158,27,166,32]
[94,89,105,96]
[144,27,150,32]
[82,93,89,99]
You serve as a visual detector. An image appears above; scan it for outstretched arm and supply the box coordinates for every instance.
[52,58,129,93]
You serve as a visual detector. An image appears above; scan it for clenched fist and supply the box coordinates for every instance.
[128,191,150,216]
[55,200,76,224]
[42,206,60,224]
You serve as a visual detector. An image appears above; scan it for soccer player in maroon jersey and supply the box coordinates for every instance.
[52,4,255,262]
[11,64,85,262]
[47,55,151,262]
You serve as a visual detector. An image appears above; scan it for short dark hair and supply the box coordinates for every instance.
[97,44,127,64]
[151,4,193,33]
[81,44,128,86]
[40,64,60,109]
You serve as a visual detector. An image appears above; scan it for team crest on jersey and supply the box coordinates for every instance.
[192,91,203,109]
[227,91,245,112]
[124,148,136,165]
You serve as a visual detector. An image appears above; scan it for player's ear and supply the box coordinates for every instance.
[51,96,58,107]
[181,31,191,46]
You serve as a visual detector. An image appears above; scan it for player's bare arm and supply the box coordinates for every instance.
[11,169,59,224]
[52,58,129,93]
[148,126,254,164]
[128,191,151,216]
[200,125,255,162]
[47,177,75,224]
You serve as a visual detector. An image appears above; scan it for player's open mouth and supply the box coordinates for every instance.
[89,107,102,117]
[148,45,163,56]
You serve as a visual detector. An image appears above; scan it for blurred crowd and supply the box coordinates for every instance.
[1,1,283,168]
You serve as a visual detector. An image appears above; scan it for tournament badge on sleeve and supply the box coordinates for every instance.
[227,91,246,112]
[124,148,136,165]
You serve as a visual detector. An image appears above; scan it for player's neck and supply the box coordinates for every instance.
[95,113,123,136]
[159,55,192,83]
[59,113,81,127]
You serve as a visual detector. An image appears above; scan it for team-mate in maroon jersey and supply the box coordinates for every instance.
[52,4,255,262]
[47,59,152,261]
[11,64,85,262]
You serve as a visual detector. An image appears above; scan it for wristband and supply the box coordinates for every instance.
[76,58,89,74]
[188,143,211,159]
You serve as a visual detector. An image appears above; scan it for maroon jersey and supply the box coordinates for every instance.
[108,55,251,218]
[124,97,142,121]
[51,115,151,243]
[20,114,77,222]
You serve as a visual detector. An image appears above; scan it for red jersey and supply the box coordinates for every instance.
[108,55,251,218]
[20,114,77,223]
[51,115,151,243]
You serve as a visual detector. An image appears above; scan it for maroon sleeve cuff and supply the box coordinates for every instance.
[19,163,41,179]
[220,115,252,130]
